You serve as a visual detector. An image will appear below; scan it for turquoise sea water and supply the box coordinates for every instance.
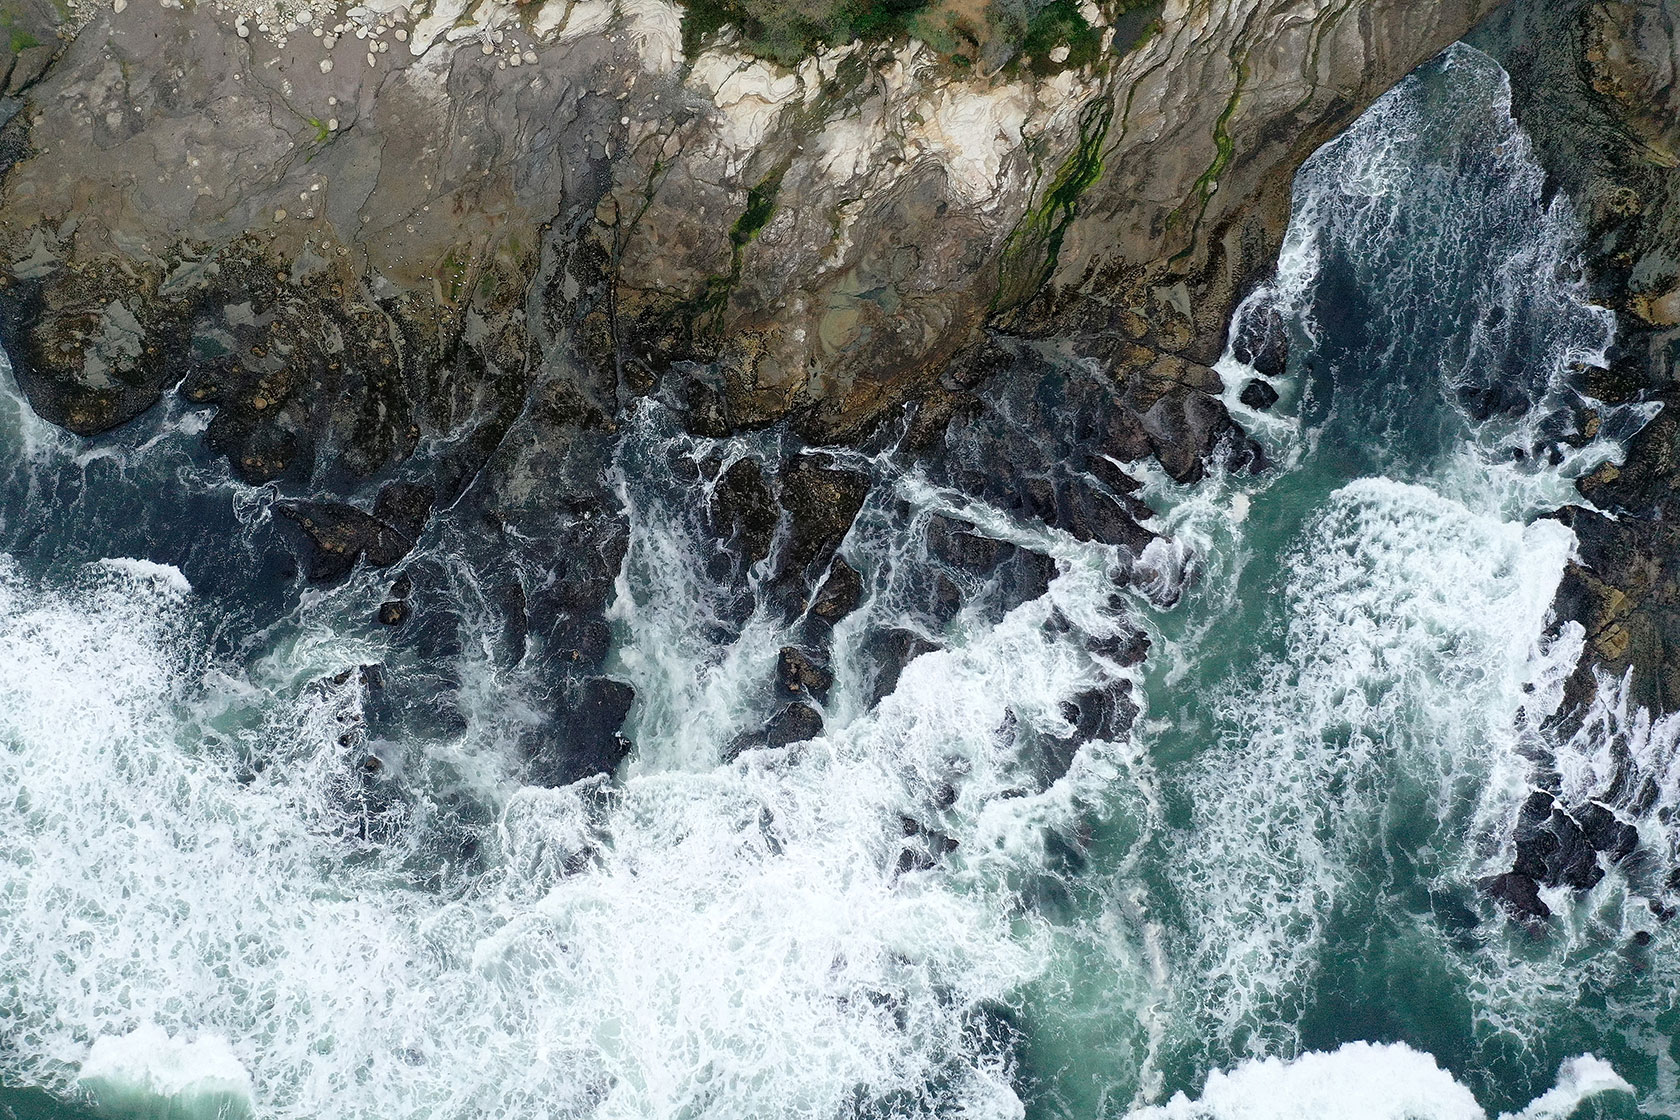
[0,44,1671,1120]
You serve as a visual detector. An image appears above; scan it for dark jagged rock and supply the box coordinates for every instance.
[1239,378,1281,410]
[896,816,959,875]
[809,557,863,625]
[776,456,870,587]
[378,601,411,627]
[1480,871,1551,922]
[1512,790,1605,892]
[930,356,1164,557]
[1233,306,1290,380]
[1091,626,1151,668]
[1141,386,1239,485]
[711,457,779,565]
[866,628,941,706]
[777,647,832,702]
[1058,683,1138,743]
[765,702,824,748]
[1574,801,1640,863]
[729,702,826,760]
[279,482,435,582]
[918,513,1058,624]
[527,678,635,787]
[1475,3,1680,718]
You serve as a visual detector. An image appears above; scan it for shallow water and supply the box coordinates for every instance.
[0,43,1672,1120]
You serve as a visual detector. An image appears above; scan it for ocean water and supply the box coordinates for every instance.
[0,43,1672,1120]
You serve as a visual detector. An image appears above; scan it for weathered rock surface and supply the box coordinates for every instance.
[0,0,1499,483]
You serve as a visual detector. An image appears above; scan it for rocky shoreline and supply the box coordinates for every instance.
[0,0,1507,787]
[1463,0,1680,923]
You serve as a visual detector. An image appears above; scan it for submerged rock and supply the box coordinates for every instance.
[278,482,435,582]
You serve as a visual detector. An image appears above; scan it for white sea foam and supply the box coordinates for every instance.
[0,492,1153,1119]
[1161,480,1573,1053]
[79,1024,254,1119]
[95,557,194,594]
[1127,1042,1630,1120]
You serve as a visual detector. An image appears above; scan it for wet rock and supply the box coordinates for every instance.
[710,457,779,565]
[777,647,832,701]
[1058,683,1138,742]
[918,513,1060,623]
[1574,800,1639,862]
[377,600,411,626]
[809,557,863,624]
[765,702,824,748]
[1239,378,1281,410]
[1512,791,1604,892]
[866,627,941,706]
[896,818,959,874]
[1140,386,1236,484]
[279,482,435,582]
[729,702,826,760]
[527,677,635,787]
[1049,481,1157,555]
[778,456,871,581]
[1233,306,1290,380]
[1480,871,1551,922]
[1091,626,1152,667]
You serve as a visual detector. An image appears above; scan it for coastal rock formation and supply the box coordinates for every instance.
[1474,2,1680,716]
[0,0,1501,782]
[0,0,1497,468]
[1468,1,1679,921]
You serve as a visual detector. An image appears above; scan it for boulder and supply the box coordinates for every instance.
[710,458,779,565]
[809,557,864,624]
[526,678,635,787]
[278,482,435,582]
[778,456,871,580]
[1239,378,1281,410]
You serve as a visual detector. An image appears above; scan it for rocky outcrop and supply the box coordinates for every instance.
[1473,1,1680,716]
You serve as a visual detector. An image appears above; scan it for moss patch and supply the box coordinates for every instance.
[680,0,1160,70]
[1018,0,1099,75]
[994,96,1111,310]
[681,0,935,66]
[1,7,42,52]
